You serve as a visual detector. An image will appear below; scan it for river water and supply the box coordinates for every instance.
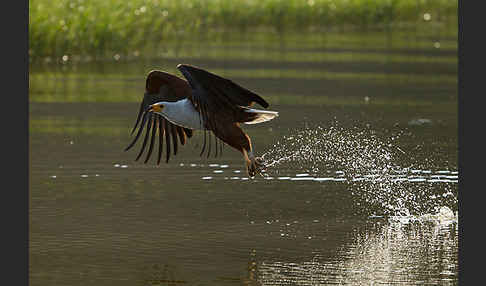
[29,29,458,285]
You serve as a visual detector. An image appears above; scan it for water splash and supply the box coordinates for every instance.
[260,124,457,217]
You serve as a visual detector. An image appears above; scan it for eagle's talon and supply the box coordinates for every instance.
[247,156,267,178]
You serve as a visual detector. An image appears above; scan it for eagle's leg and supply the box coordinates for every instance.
[236,130,266,178]
[215,123,266,178]
[243,150,267,178]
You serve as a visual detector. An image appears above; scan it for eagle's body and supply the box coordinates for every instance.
[158,98,204,130]
[156,98,278,130]
[125,64,278,177]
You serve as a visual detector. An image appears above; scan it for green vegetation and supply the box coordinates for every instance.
[29,0,457,60]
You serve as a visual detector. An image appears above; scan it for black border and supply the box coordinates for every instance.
[8,0,29,285]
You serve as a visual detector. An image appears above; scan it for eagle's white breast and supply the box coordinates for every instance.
[157,99,204,130]
[154,98,278,130]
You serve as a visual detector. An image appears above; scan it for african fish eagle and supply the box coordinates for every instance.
[125,64,279,177]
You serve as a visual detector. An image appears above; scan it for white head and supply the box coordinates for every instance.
[148,102,166,116]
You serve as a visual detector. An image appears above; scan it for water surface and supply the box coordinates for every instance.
[29,29,458,285]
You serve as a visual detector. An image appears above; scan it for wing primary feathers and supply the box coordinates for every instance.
[197,99,204,129]
[184,128,193,138]
[164,119,171,163]
[130,100,145,135]
[220,137,224,157]
[207,131,212,158]
[199,102,210,157]
[176,127,186,145]
[136,113,154,161]
[170,123,178,156]
[125,111,149,152]
[144,115,158,163]
[214,134,218,158]
[200,129,207,157]
[127,70,197,164]
[157,116,165,165]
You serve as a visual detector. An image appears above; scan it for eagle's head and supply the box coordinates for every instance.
[148,103,165,114]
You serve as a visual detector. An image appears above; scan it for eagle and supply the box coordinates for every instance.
[125,64,279,177]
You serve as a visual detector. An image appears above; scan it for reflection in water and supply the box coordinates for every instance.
[256,215,458,285]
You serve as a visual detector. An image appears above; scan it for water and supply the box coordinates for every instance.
[259,125,457,217]
[29,29,458,285]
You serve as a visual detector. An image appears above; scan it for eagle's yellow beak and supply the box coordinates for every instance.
[148,104,163,113]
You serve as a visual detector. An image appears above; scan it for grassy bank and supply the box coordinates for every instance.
[29,0,457,61]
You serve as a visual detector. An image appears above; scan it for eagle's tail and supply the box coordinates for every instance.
[242,108,279,125]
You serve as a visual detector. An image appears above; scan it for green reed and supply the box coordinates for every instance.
[29,0,457,60]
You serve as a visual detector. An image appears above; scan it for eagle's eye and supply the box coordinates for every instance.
[148,104,164,113]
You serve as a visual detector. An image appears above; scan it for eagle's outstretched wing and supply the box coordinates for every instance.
[176,64,269,131]
[175,64,274,161]
[125,70,193,164]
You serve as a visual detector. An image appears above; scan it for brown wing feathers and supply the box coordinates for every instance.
[125,70,192,164]
[177,64,269,108]
[177,64,269,156]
